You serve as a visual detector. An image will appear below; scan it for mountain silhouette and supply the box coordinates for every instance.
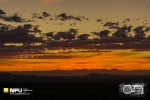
[0,72,11,76]
[85,73,111,77]
[7,69,150,76]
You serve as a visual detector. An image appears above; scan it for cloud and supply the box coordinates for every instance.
[0,24,43,43]
[54,13,89,21]
[0,9,6,14]
[43,0,60,4]
[31,12,50,19]
[0,11,35,23]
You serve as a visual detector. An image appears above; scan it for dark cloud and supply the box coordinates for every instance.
[0,12,35,23]
[0,9,6,20]
[1,9,88,23]
[99,30,111,38]
[74,17,82,21]
[96,19,108,23]
[96,19,102,22]
[3,14,25,22]
[45,31,54,37]
[55,13,89,21]
[122,18,131,23]
[103,22,120,29]
[45,28,78,40]
[0,23,6,26]
[145,27,150,32]
[42,12,50,17]
[0,24,42,43]
[112,25,133,38]
[77,34,90,40]
[31,13,40,18]
[32,12,50,20]
[86,18,89,20]
[0,9,6,15]
[38,16,44,19]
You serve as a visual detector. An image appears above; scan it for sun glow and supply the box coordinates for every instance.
[1,50,150,71]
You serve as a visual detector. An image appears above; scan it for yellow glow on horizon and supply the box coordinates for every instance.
[1,51,150,71]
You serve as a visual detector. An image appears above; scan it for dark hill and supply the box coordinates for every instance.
[0,72,11,76]
[84,73,111,77]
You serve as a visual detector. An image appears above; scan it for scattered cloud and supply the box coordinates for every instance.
[1,14,35,23]
[0,24,43,43]
[0,9,6,14]
[31,12,89,21]
[0,10,35,23]
[43,0,60,4]
[54,13,89,21]
[31,12,50,19]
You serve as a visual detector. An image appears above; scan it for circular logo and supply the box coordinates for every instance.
[123,85,132,94]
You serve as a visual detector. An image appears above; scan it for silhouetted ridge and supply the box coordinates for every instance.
[0,72,11,76]
[9,69,150,76]
[85,73,111,77]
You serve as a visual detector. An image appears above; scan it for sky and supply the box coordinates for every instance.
[0,0,150,35]
[1,51,150,71]
[1,0,150,71]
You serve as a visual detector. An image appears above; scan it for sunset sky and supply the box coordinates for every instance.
[1,51,150,71]
[0,0,150,34]
[1,0,150,71]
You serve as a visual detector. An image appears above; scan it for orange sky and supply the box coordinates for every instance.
[1,52,150,71]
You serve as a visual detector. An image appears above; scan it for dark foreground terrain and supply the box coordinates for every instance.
[0,72,150,100]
